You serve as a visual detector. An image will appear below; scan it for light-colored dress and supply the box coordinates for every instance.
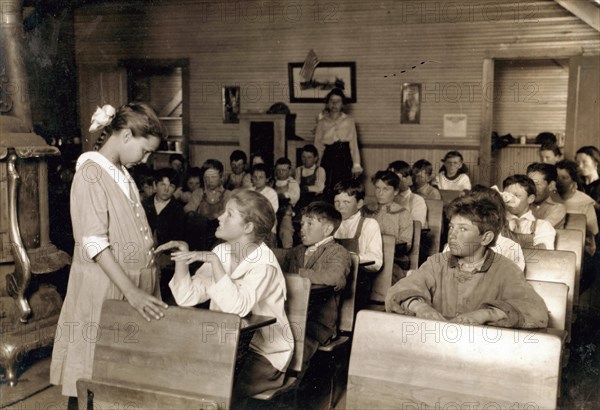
[50,152,158,397]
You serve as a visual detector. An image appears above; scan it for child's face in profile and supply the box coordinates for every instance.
[394,172,412,192]
[447,215,487,258]
[143,182,155,198]
[170,159,183,172]
[334,192,363,220]
[275,164,291,181]
[504,183,534,216]
[155,177,176,201]
[556,168,574,196]
[252,171,267,189]
[539,150,560,165]
[444,156,463,177]
[231,159,246,175]
[301,151,317,168]
[187,176,201,192]
[216,200,247,241]
[300,215,333,246]
[412,169,430,188]
[374,179,398,205]
[527,171,552,203]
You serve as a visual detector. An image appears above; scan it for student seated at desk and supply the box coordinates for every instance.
[388,160,428,228]
[385,195,548,329]
[503,174,556,250]
[526,162,566,228]
[442,185,526,271]
[365,171,413,280]
[333,179,383,272]
[156,190,293,398]
[411,159,442,201]
[280,202,351,368]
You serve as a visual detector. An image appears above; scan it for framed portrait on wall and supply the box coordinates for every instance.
[223,86,240,123]
[288,62,356,103]
[401,83,421,124]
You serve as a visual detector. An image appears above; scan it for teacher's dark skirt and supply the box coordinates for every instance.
[321,141,352,199]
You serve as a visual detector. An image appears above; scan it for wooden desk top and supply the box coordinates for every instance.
[240,314,276,332]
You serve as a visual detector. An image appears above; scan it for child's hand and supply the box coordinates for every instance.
[171,250,218,265]
[451,309,492,325]
[411,301,446,321]
[155,241,189,253]
[126,287,168,322]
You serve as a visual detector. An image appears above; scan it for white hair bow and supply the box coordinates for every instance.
[89,104,116,132]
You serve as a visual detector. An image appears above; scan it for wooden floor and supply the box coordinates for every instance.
[2,304,600,409]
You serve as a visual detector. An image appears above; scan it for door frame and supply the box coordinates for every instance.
[479,47,583,185]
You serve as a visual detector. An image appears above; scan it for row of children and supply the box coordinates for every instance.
[51,102,598,407]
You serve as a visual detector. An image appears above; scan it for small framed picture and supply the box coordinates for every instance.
[223,86,240,123]
[401,83,421,124]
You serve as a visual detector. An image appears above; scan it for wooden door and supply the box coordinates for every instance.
[565,56,600,158]
[78,64,127,152]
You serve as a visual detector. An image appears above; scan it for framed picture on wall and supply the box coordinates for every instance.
[223,86,240,123]
[401,82,421,124]
[288,62,356,103]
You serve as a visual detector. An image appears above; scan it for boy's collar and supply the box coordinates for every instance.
[305,236,334,250]
[448,249,495,272]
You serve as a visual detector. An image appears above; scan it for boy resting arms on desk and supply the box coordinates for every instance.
[385,195,548,329]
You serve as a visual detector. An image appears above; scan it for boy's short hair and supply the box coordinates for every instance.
[230,150,247,163]
[469,185,508,230]
[502,174,536,197]
[556,160,579,183]
[387,160,411,178]
[445,196,502,245]
[154,168,180,187]
[301,201,342,232]
[302,144,319,157]
[251,163,269,176]
[539,143,562,157]
[372,170,400,190]
[412,159,434,175]
[275,157,292,167]
[186,166,202,179]
[333,178,365,201]
[534,132,557,146]
[142,174,155,186]
[526,162,558,183]
[202,159,224,176]
[169,153,185,165]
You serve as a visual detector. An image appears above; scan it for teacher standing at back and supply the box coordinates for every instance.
[314,88,363,199]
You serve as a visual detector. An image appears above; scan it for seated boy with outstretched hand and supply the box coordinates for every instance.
[385,195,548,328]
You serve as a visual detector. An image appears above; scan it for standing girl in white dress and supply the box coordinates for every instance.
[50,103,168,408]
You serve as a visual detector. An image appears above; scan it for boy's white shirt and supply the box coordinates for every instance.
[506,210,556,250]
[333,211,383,271]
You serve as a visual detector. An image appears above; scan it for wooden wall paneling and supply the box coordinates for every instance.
[73,0,600,156]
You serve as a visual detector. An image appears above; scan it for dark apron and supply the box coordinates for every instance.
[321,141,352,199]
